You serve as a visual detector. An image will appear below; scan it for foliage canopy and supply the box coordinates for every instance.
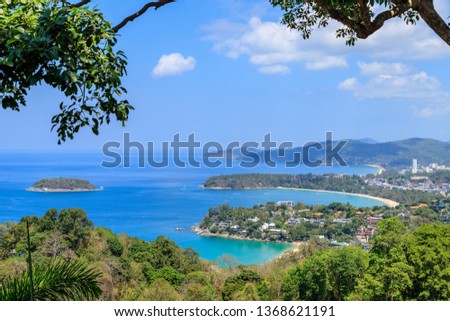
[1,0,174,143]
[0,0,134,143]
[270,0,450,46]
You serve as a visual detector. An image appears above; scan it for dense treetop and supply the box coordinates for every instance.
[31,177,96,191]
[270,0,450,46]
[1,209,450,301]
[0,0,174,143]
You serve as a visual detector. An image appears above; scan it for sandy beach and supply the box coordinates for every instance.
[203,184,399,207]
[272,241,305,260]
[367,164,386,175]
[276,187,399,207]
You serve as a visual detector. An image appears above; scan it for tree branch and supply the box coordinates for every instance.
[315,0,413,39]
[369,3,412,35]
[357,0,371,27]
[414,0,450,46]
[315,0,368,37]
[113,0,175,32]
[70,0,92,7]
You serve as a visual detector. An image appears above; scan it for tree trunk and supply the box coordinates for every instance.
[415,0,450,46]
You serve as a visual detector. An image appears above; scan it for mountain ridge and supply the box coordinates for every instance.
[234,138,450,168]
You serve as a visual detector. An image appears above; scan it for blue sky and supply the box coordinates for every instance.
[1,0,450,150]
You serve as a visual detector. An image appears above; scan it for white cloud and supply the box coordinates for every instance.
[203,17,349,73]
[414,106,450,118]
[306,57,348,70]
[357,61,411,76]
[258,64,291,74]
[152,53,196,78]
[354,21,450,60]
[339,62,448,100]
[338,77,358,90]
[203,9,450,73]
[347,71,444,100]
[339,61,450,117]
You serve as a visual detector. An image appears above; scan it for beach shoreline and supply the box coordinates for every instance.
[367,164,386,175]
[273,241,305,260]
[192,225,296,263]
[193,225,308,263]
[203,185,399,208]
[275,187,399,207]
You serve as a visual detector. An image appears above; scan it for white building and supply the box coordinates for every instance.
[276,201,294,207]
[412,158,418,174]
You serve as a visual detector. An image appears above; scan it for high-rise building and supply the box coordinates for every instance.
[412,158,418,174]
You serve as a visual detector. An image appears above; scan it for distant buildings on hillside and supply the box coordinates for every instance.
[412,159,418,174]
[403,159,450,175]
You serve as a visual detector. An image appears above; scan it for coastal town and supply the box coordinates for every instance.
[367,160,450,196]
[196,159,450,249]
[194,196,449,249]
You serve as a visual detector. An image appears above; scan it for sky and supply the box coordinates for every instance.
[1,0,450,150]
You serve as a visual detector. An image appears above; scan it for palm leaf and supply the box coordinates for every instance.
[0,260,102,301]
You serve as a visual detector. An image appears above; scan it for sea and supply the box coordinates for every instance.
[0,151,381,265]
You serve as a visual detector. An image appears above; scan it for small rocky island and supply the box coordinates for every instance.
[27,178,99,192]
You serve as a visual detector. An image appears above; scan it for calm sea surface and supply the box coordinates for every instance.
[0,152,381,264]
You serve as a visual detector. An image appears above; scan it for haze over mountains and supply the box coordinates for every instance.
[336,138,450,167]
[352,138,379,145]
[236,138,450,168]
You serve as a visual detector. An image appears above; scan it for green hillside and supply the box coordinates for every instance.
[340,138,450,167]
[239,138,450,168]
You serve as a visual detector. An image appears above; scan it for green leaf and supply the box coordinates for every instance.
[66,71,78,83]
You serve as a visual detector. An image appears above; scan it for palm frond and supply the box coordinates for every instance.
[0,260,102,301]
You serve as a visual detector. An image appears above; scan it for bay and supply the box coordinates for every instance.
[0,151,381,265]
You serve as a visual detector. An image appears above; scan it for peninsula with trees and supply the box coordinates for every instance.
[203,170,450,205]
[27,178,98,192]
[194,200,450,246]
[197,169,450,247]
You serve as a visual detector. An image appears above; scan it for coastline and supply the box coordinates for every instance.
[192,225,296,247]
[276,187,399,208]
[192,225,296,263]
[273,241,304,261]
[192,226,306,263]
[193,186,398,251]
[203,186,399,208]
[26,187,103,193]
[366,164,385,175]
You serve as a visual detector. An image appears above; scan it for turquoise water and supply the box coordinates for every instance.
[0,152,381,264]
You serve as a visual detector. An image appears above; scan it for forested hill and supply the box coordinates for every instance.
[338,138,450,167]
[202,173,441,205]
[234,138,450,167]
[30,178,96,191]
[2,209,450,301]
